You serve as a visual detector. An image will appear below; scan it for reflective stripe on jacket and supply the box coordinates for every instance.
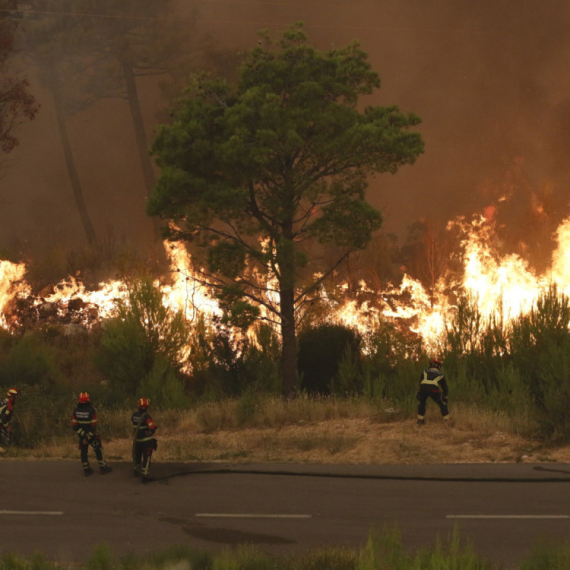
[72,404,98,435]
[131,410,157,442]
[419,367,448,396]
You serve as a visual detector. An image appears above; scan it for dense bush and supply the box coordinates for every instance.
[361,322,424,403]
[0,332,62,387]
[298,324,362,395]
[186,319,281,399]
[96,277,188,401]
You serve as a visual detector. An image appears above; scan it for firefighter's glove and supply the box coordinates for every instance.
[416,392,421,402]
[442,396,448,403]
[77,428,86,438]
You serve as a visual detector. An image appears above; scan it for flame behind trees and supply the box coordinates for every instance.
[149,24,424,397]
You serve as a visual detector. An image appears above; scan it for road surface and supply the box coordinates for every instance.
[1,461,570,566]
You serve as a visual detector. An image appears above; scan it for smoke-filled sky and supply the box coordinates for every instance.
[2,0,570,259]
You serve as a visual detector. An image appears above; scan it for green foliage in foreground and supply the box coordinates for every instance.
[4,525,570,570]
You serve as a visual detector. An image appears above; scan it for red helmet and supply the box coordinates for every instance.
[137,398,150,410]
[430,358,442,369]
[78,392,90,404]
[7,388,20,399]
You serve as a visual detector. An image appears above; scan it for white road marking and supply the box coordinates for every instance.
[447,515,570,519]
[0,510,64,516]
[196,513,312,519]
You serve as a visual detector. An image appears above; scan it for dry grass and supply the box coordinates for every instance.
[8,395,570,464]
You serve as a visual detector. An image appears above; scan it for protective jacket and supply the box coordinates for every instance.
[131,410,157,442]
[0,398,15,429]
[72,403,98,439]
[419,367,449,396]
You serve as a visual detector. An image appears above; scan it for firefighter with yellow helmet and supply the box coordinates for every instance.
[417,358,450,425]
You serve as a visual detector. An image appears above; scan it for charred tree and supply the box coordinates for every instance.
[48,60,97,245]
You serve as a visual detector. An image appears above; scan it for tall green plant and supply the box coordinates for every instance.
[445,293,484,355]
[97,277,189,396]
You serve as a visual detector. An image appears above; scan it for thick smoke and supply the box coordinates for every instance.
[1,0,570,267]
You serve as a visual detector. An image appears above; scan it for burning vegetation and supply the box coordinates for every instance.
[2,211,570,356]
[3,207,570,443]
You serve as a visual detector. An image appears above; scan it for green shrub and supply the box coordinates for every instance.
[86,545,113,570]
[520,538,570,570]
[143,545,213,570]
[332,345,361,396]
[298,324,362,395]
[0,333,62,387]
[240,323,281,394]
[186,320,281,400]
[534,342,570,440]
[139,356,188,409]
[11,383,74,448]
[293,548,356,570]
[96,277,189,397]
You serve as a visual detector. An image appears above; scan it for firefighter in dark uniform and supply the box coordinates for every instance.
[0,388,21,454]
[131,398,157,482]
[71,392,112,476]
[417,358,450,425]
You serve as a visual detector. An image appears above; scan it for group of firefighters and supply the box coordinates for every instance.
[0,358,450,476]
[0,390,159,482]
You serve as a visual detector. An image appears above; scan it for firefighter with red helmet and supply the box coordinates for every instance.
[417,358,450,425]
[71,392,112,476]
[0,388,21,454]
[131,398,157,482]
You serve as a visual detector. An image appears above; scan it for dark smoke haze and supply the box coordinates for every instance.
[2,0,570,268]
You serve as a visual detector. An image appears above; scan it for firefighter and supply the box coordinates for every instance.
[71,392,112,476]
[131,398,157,482]
[417,358,450,425]
[0,388,21,454]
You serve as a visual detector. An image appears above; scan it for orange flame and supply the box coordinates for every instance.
[1,214,570,360]
[0,260,29,329]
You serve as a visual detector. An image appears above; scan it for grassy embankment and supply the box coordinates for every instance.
[8,393,561,464]
[3,525,570,570]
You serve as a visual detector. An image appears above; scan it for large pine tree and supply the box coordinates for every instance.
[149,24,424,397]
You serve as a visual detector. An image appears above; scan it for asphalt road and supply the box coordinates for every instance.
[2,461,570,567]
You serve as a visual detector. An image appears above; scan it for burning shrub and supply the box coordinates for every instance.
[96,277,189,398]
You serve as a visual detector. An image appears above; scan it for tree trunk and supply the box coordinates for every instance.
[121,60,160,240]
[49,60,97,245]
[278,223,299,398]
[280,285,298,398]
